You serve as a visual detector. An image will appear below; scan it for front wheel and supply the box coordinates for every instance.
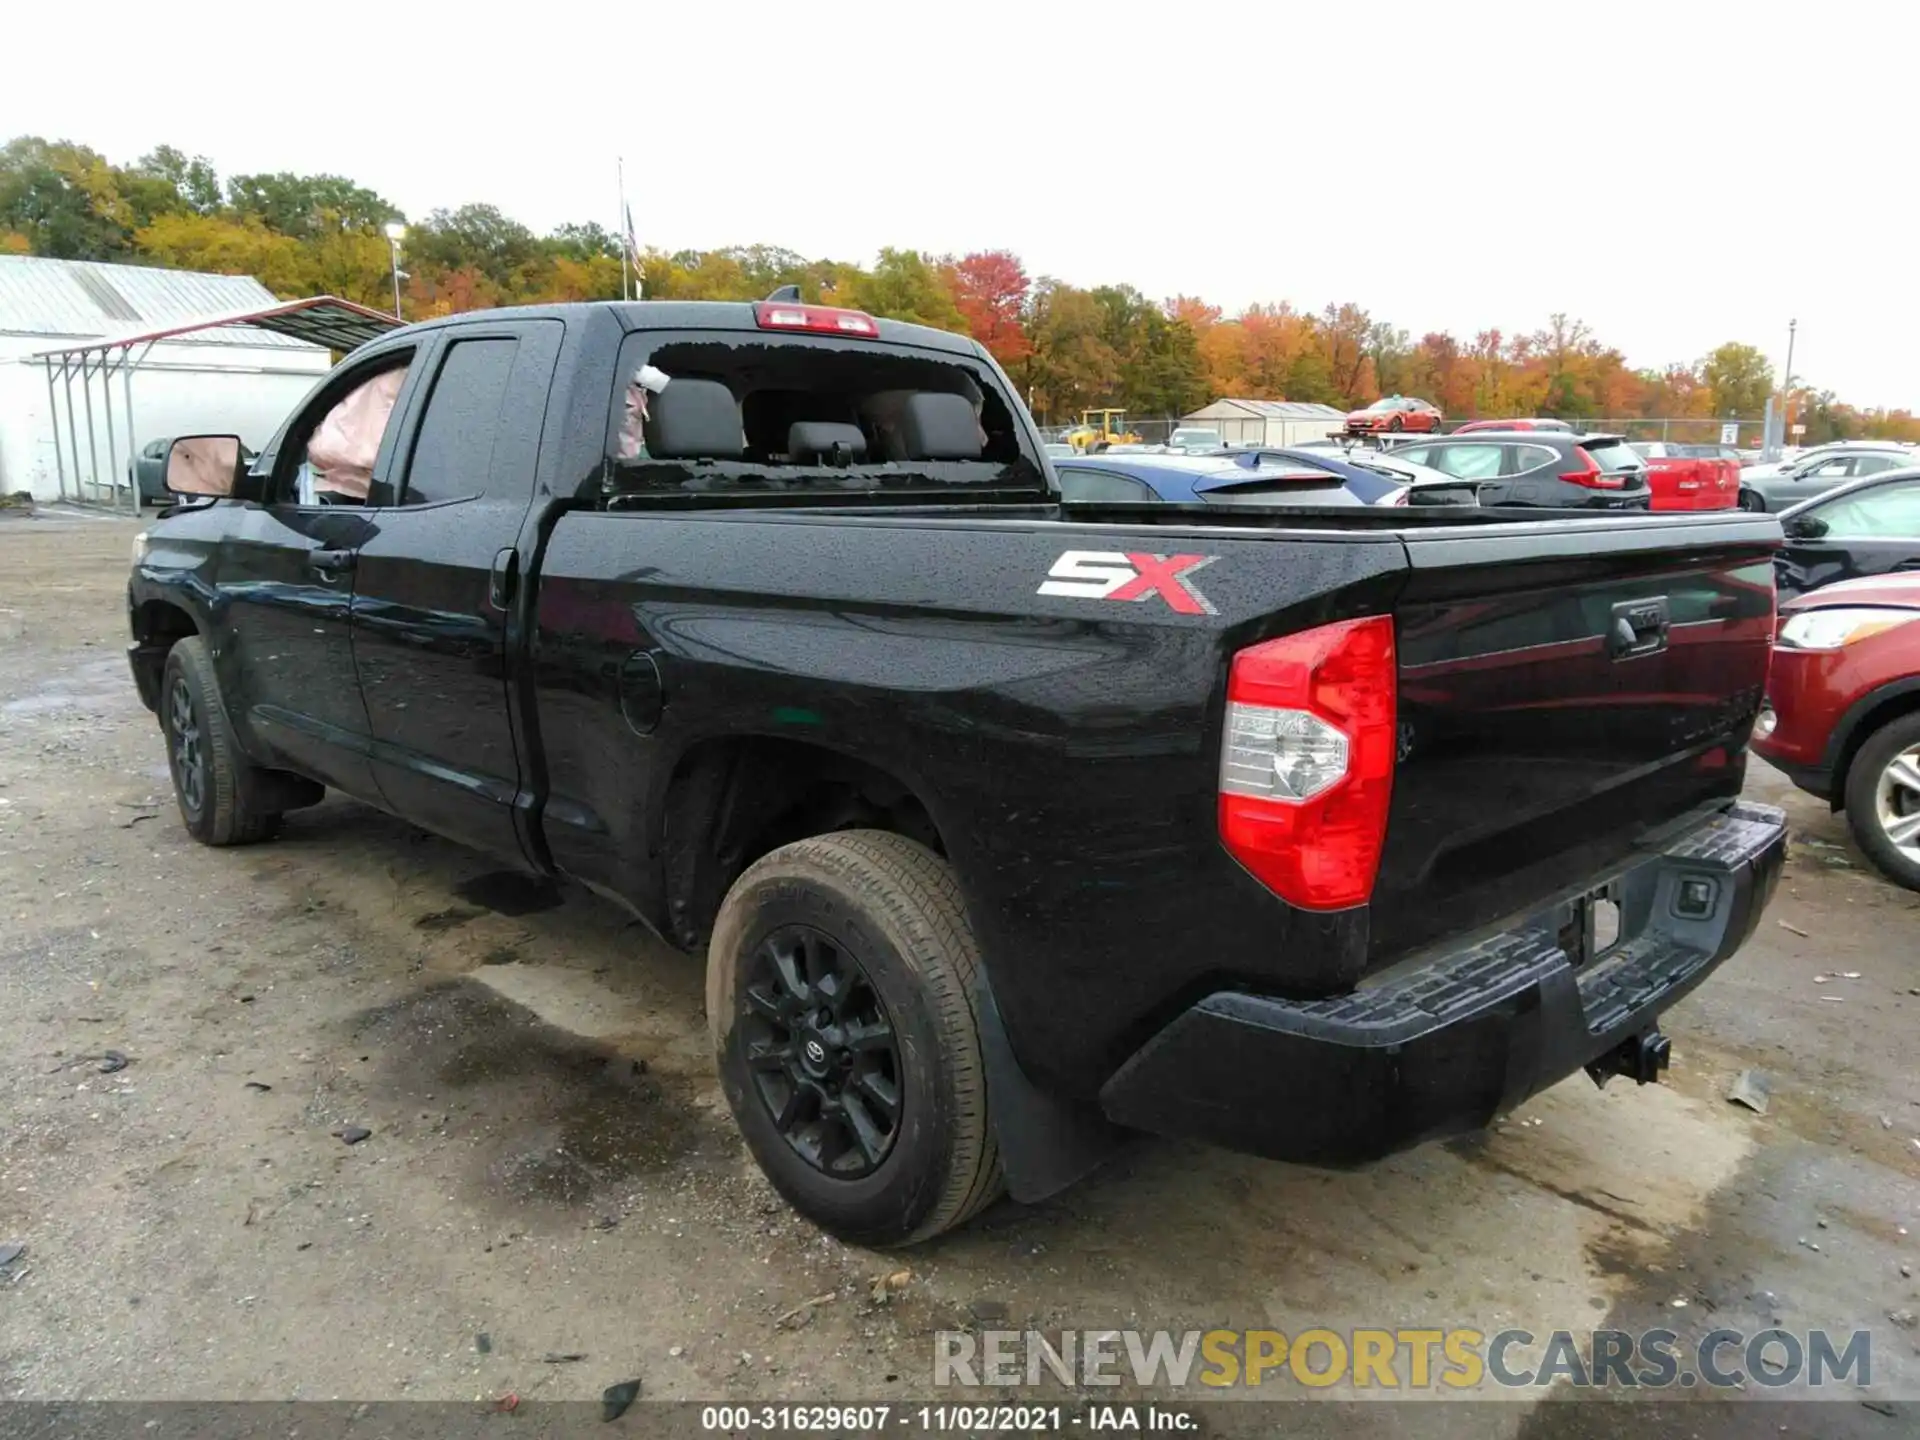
[1738,489,1766,512]
[707,830,1003,1245]
[1845,714,1920,892]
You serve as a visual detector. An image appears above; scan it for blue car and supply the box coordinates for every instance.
[1051,448,1405,508]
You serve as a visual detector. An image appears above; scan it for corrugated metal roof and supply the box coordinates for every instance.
[0,255,318,349]
[1231,399,1347,418]
[1186,398,1347,420]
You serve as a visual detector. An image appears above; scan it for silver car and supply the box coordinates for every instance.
[1740,444,1917,511]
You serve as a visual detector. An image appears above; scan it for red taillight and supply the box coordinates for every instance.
[1560,449,1624,490]
[753,302,880,338]
[1218,616,1397,911]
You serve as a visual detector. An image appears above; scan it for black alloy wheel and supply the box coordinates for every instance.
[739,924,903,1178]
[168,673,206,820]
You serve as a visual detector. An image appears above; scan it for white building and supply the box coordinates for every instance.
[0,256,335,502]
[1180,398,1347,448]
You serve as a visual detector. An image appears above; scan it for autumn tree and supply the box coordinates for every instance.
[947,250,1032,367]
[1316,303,1376,403]
[133,213,314,298]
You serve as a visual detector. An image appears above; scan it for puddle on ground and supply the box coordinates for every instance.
[0,655,134,716]
[348,977,731,1211]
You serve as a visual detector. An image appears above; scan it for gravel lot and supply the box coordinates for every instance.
[1,507,1916,1434]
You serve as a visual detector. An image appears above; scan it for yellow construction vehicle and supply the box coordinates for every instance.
[1066,408,1142,451]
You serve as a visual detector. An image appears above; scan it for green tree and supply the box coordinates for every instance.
[0,136,131,259]
[546,222,622,261]
[133,146,221,215]
[411,204,542,291]
[1366,322,1414,397]
[1020,280,1120,421]
[226,171,400,238]
[1702,341,1774,418]
[848,248,965,331]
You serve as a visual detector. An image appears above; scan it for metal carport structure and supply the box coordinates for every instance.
[33,295,400,514]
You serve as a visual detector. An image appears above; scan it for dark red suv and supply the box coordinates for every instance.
[1753,572,1920,890]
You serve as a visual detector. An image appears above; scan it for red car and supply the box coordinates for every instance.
[1343,395,1442,434]
[1752,572,1920,890]
[1630,442,1739,512]
[1451,417,1574,434]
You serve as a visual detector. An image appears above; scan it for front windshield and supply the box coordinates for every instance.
[1171,430,1221,448]
[1365,398,1403,412]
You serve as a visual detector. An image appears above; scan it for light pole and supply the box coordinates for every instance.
[1777,317,1797,453]
[384,222,407,320]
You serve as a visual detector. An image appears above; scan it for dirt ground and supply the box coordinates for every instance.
[1,506,1916,1434]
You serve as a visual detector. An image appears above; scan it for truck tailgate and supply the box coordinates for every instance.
[1370,514,1778,965]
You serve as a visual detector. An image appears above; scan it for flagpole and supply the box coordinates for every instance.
[617,156,630,302]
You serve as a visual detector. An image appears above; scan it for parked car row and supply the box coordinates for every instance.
[1738,441,1917,512]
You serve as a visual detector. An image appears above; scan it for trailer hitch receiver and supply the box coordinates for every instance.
[1585,1030,1672,1089]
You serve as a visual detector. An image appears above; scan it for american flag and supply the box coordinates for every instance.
[624,205,642,298]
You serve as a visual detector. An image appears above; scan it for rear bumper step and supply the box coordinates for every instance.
[1099,801,1787,1165]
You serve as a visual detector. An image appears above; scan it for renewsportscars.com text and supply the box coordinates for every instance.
[934,1327,1873,1391]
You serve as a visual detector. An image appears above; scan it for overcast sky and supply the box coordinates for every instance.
[6,0,1914,407]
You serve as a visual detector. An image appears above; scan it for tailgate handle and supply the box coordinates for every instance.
[1609,596,1670,660]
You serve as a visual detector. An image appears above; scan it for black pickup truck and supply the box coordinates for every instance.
[128,298,1788,1245]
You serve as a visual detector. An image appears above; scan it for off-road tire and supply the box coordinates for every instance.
[708,830,1003,1245]
[1844,712,1920,892]
[161,637,281,846]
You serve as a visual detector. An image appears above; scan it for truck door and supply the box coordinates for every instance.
[220,341,425,804]
[347,318,563,867]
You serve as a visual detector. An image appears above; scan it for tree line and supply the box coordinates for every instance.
[5,136,1914,444]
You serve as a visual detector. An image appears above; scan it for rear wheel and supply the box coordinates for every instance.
[707,830,1002,1245]
[1845,714,1920,892]
[161,637,282,846]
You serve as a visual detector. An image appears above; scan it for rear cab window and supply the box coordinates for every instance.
[1579,438,1646,476]
[604,329,1044,503]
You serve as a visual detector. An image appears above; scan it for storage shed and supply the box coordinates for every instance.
[1180,398,1346,448]
[0,256,337,502]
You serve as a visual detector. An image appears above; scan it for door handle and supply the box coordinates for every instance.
[489,548,518,611]
[310,548,356,576]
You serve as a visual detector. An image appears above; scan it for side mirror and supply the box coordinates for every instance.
[1784,514,1829,540]
[165,435,244,498]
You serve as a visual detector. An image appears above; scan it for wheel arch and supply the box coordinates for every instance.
[657,733,952,953]
[1828,678,1920,810]
[128,597,200,713]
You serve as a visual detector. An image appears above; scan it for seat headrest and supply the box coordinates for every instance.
[787,421,869,465]
[899,392,982,460]
[644,379,743,459]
